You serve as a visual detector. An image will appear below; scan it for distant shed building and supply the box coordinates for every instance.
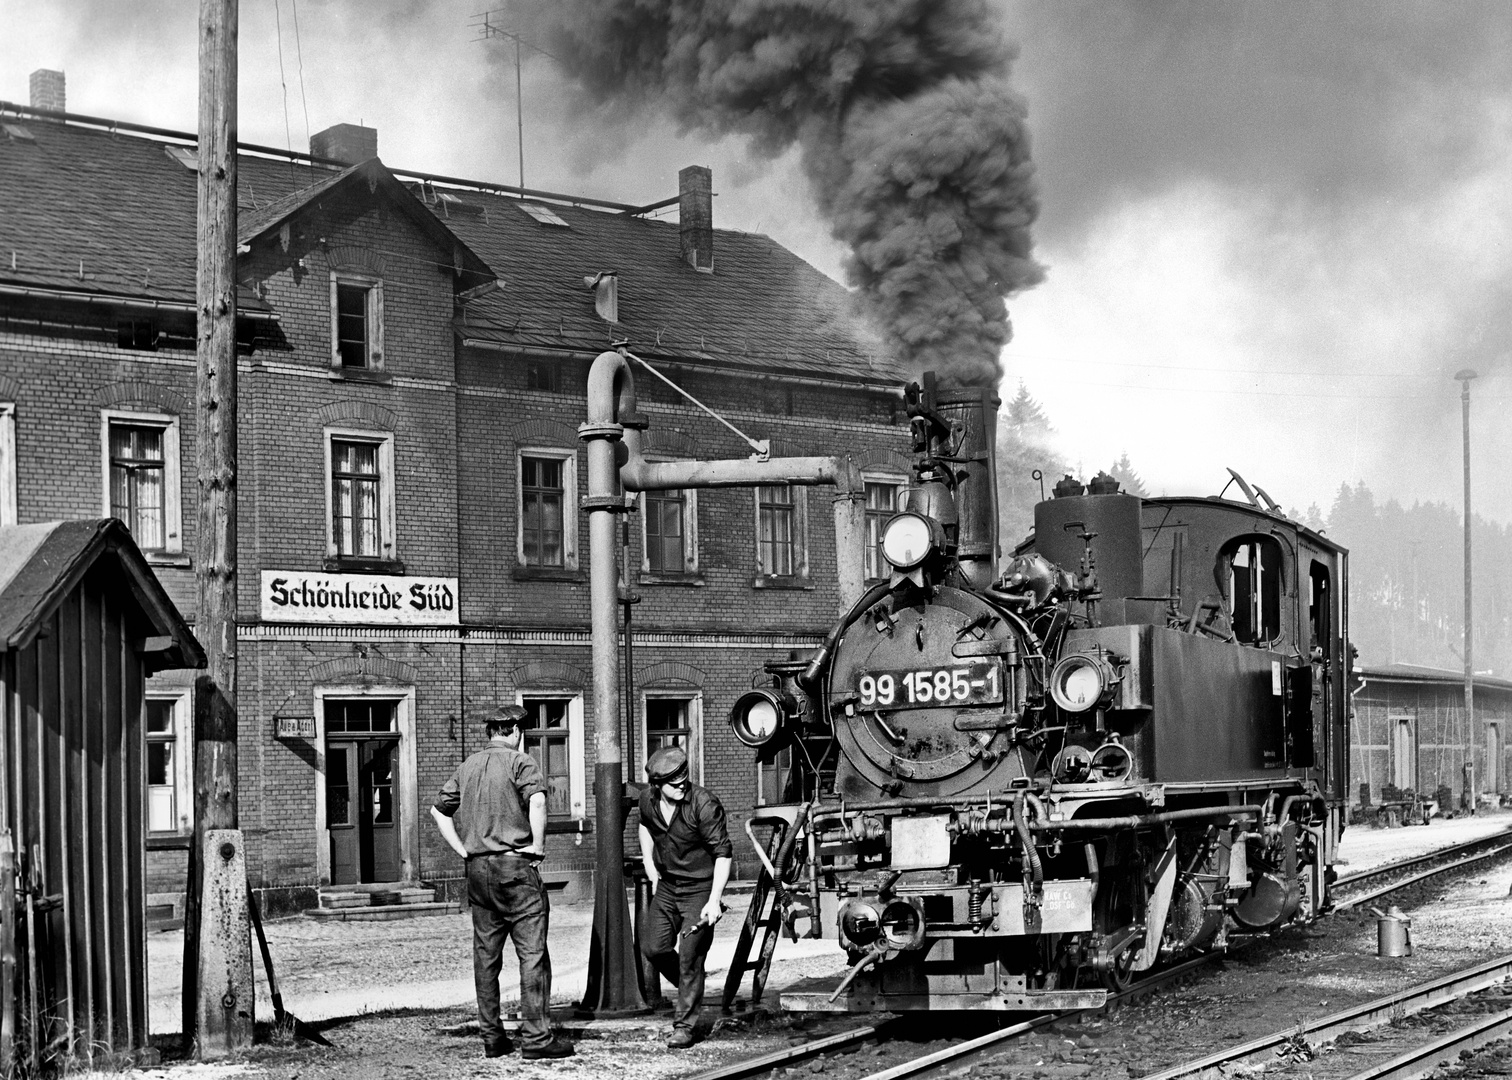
[0,520,203,1071]
[1351,663,1511,807]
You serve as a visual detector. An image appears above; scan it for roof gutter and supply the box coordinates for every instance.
[0,282,279,321]
[459,338,903,396]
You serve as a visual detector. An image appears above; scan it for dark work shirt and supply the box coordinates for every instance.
[434,744,546,856]
[639,784,734,882]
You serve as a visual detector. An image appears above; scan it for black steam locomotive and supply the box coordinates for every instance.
[727,375,1349,1011]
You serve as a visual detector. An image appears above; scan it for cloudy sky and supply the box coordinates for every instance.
[5,1,1511,523]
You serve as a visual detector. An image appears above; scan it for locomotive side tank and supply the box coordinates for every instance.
[730,375,1350,1012]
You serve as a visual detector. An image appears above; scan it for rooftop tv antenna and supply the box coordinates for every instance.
[473,10,560,192]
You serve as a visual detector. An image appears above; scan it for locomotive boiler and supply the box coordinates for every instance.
[727,375,1350,1011]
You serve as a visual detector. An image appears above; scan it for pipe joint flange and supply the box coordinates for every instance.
[577,421,624,442]
[581,495,637,514]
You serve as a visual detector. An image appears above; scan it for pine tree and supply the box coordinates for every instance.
[996,384,1071,551]
[1108,452,1149,498]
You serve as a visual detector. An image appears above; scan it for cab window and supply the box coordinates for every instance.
[1222,536,1283,645]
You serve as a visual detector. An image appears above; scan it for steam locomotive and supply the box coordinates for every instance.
[726,375,1350,1011]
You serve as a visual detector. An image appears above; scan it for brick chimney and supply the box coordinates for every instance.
[310,123,377,165]
[29,69,65,113]
[679,166,713,273]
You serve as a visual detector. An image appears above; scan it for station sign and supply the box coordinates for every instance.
[260,570,459,626]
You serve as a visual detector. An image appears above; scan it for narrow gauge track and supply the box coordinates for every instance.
[1332,826,1512,911]
[690,830,1512,1080]
[1139,954,1512,1080]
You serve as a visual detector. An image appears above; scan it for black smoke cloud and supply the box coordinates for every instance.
[505,0,1042,387]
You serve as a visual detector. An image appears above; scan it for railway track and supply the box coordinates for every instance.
[691,828,1512,1080]
[1332,825,1512,912]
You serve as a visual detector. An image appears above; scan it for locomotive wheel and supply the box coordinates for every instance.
[1100,945,1136,993]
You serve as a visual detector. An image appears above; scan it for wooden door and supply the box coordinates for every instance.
[359,739,401,882]
[327,742,359,885]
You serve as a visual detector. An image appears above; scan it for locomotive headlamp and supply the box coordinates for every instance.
[1049,652,1121,713]
[729,688,792,748]
[837,898,884,950]
[880,513,935,569]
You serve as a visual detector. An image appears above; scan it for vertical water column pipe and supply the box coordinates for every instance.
[578,350,867,1012]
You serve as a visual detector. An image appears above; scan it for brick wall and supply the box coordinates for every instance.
[3,181,909,910]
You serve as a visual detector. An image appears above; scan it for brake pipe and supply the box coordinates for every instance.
[801,579,896,688]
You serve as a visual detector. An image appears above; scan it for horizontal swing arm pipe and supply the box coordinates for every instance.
[1030,805,1265,832]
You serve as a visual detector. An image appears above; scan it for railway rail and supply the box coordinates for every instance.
[1332,825,1512,911]
[691,828,1512,1080]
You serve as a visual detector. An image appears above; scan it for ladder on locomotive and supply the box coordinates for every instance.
[720,806,812,1012]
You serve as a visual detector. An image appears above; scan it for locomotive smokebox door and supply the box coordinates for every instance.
[890,815,952,869]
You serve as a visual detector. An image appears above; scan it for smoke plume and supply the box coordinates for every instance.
[507,0,1043,388]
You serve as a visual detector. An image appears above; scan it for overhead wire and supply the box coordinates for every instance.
[291,0,312,154]
[273,0,297,192]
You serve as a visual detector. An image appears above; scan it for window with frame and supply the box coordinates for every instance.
[330,273,383,370]
[0,403,14,528]
[1223,536,1283,645]
[326,431,396,564]
[643,694,701,784]
[145,693,191,833]
[643,487,701,576]
[525,360,561,393]
[863,478,906,580]
[757,484,800,577]
[517,450,578,570]
[520,696,581,819]
[331,439,381,557]
[102,411,182,554]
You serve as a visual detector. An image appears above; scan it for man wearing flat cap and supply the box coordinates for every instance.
[638,744,734,1048]
[432,704,573,1060]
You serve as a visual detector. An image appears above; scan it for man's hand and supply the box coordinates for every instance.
[699,897,725,927]
[519,842,546,859]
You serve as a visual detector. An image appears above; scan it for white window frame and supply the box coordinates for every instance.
[0,403,15,527]
[100,409,183,555]
[311,684,419,886]
[754,484,809,580]
[324,427,397,561]
[640,485,699,576]
[861,470,908,581]
[514,690,587,821]
[144,689,193,835]
[640,691,703,785]
[329,271,384,370]
[516,447,579,570]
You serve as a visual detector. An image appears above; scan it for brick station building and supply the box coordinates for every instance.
[0,92,912,916]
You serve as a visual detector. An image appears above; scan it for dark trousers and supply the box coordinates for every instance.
[640,878,715,1031]
[467,852,552,1049]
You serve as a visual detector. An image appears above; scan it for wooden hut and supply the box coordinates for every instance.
[0,520,204,1072]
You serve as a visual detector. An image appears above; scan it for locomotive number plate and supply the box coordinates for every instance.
[856,662,1004,707]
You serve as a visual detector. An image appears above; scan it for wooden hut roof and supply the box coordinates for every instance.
[0,519,205,670]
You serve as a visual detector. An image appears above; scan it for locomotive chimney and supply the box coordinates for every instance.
[931,384,1001,591]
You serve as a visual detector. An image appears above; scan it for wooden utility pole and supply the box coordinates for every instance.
[182,0,253,1056]
[1456,368,1478,813]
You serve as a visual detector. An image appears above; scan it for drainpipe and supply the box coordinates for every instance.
[576,349,865,1014]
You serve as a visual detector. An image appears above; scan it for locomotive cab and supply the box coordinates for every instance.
[732,375,1350,1013]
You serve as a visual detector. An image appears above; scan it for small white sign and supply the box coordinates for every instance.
[1272,660,1283,696]
[260,570,459,625]
[275,716,316,739]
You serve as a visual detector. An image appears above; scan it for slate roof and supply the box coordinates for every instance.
[0,109,904,385]
[0,519,205,669]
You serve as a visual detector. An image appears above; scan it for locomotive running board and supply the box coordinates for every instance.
[780,988,1107,1012]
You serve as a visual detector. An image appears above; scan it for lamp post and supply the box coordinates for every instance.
[1454,368,1478,813]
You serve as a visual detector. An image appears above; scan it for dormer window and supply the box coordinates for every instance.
[330,273,383,370]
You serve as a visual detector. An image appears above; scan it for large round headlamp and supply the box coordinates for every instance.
[880,513,934,569]
[1049,653,1119,713]
[729,689,791,747]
